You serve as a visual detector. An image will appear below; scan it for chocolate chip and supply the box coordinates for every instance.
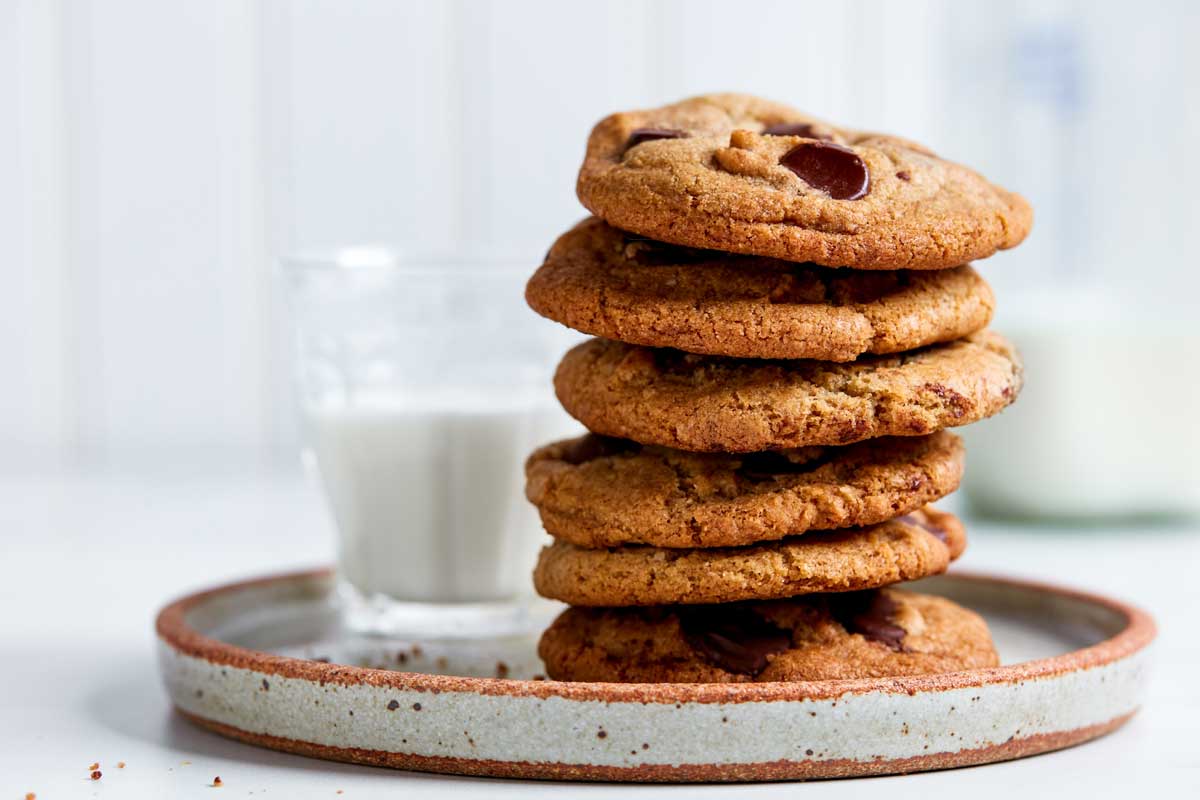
[386,699,399,710]
[736,450,830,482]
[558,434,637,465]
[780,142,870,200]
[831,590,907,651]
[896,170,911,181]
[677,605,792,675]
[921,382,969,418]
[624,127,688,152]
[762,122,831,140]
[898,513,948,543]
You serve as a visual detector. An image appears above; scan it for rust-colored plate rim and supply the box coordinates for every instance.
[156,567,1155,703]
[177,708,1135,783]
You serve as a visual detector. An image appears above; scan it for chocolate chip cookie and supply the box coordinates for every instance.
[538,587,999,682]
[577,93,1032,269]
[526,217,995,361]
[554,330,1020,452]
[526,431,963,549]
[533,506,963,606]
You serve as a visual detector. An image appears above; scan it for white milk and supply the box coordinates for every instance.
[308,404,579,603]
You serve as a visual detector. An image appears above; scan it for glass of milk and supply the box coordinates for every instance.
[283,248,580,637]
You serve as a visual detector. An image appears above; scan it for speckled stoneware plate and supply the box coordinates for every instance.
[156,569,1154,782]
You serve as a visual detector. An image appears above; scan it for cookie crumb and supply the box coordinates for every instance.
[25,793,36,800]
[90,770,102,781]
[211,775,223,787]
[117,761,126,768]
[87,762,99,771]
[411,645,423,658]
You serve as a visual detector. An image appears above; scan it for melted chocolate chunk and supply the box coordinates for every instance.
[558,434,637,465]
[780,142,870,200]
[831,590,907,651]
[677,605,792,675]
[736,450,830,482]
[898,513,948,543]
[624,128,688,152]
[761,122,832,140]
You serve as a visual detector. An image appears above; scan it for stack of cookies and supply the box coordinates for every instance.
[523,94,1031,683]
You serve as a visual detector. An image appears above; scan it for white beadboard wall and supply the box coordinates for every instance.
[4,0,1198,459]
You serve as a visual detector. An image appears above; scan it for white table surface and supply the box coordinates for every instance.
[2,460,1198,799]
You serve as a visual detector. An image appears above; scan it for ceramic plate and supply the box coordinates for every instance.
[156,569,1154,782]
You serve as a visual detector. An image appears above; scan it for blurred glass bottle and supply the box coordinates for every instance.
[946,2,1200,519]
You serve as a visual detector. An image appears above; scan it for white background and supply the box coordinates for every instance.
[4,0,1199,460]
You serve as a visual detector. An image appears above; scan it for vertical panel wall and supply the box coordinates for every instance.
[3,0,68,454]
[2,0,1197,457]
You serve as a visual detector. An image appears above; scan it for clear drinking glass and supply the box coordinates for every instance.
[283,248,579,638]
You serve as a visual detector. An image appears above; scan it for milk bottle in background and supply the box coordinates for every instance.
[309,402,580,604]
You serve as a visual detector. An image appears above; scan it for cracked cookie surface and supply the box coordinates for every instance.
[527,217,995,361]
[533,506,964,606]
[538,587,999,682]
[577,93,1031,269]
[554,330,1021,452]
[526,431,963,548]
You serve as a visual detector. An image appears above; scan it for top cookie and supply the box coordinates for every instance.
[577,93,1032,270]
